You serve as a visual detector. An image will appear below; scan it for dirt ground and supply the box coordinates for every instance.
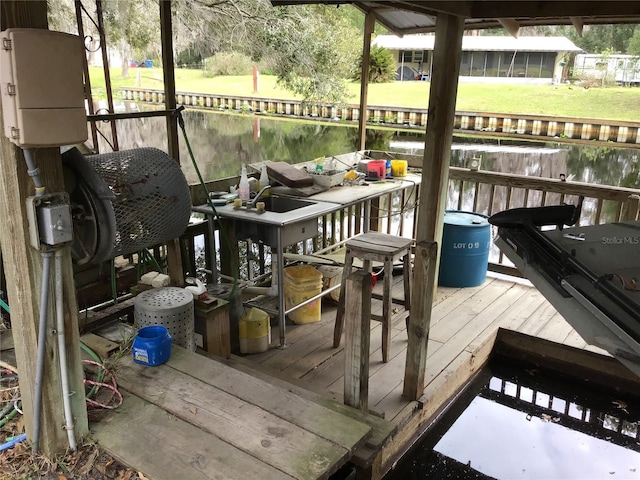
[0,437,147,480]
[0,339,144,479]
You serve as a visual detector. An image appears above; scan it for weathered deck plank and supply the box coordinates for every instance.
[92,392,295,480]
[166,348,370,450]
[113,352,370,480]
[465,283,545,352]
[428,278,510,344]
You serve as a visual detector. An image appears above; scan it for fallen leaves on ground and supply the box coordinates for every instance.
[0,438,148,480]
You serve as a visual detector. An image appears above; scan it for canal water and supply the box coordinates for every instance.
[99,104,640,191]
[383,357,640,480]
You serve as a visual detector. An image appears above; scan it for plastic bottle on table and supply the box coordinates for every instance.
[259,164,270,190]
[239,164,250,201]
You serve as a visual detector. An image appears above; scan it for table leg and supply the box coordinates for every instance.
[276,229,288,348]
[206,215,218,284]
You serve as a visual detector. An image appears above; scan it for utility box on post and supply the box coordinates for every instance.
[0,28,87,147]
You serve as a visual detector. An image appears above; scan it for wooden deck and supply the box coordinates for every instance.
[90,272,617,479]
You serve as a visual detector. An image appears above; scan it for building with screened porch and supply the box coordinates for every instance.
[373,34,582,84]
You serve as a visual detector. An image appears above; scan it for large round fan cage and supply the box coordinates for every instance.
[62,147,191,265]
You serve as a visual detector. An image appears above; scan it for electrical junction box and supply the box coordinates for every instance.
[0,28,87,147]
[26,192,73,249]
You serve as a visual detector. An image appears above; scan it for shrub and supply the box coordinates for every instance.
[204,51,254,76]
[353,45,396,83]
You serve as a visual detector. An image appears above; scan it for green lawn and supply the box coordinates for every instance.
[95,67,640,122]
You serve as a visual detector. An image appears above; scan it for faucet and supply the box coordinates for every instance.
[247,185,271,208]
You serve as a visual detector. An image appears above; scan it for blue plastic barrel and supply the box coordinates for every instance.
[144,59,153,68]
[438,210,491,287]
[132,325,172,366]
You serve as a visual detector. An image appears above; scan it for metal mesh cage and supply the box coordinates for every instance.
[134,287,195,351]
[63,147,191,264]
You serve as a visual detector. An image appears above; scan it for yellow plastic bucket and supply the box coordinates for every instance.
[239,307,271,354]
[284,265,323,324]
[391,160,408,177]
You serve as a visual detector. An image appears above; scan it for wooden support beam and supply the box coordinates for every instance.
[357,11,376,151]
[570,16,584,36]
[498,18,520,37]
[415,12,464,245]
[0,1,88,455]
[159,0,185,287]
[403,241,437,400]
[344,271,372,411]
[406,13,463,400]
[160,0,179,161]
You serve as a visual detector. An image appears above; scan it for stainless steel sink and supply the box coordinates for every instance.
[262,196,316,213]
[209,195,336,246]
[192,194,339,347]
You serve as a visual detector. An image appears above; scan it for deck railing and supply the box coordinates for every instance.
[446,167,640,274]
[183,161,640,283]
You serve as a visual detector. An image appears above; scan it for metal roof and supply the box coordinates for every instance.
[373,34,583,52]
[270,1,640,36]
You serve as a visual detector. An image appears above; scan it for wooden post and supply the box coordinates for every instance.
[415,12,464,245]
[344,271,372,411]
[405,13,464,400]
[357,11,376,151]
[159,0,185,287]
[403,241,437,399]
[0,1,88,455]
[622,194,640,221]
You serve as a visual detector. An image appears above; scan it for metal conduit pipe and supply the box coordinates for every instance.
[23,147,49,453]
[31,251,53,453]
[54,250,76,451]
[23,148,45,197]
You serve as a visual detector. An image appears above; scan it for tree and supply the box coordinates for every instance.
[52,0,365,104]
[172,0,270,61]
[629,29,640,56]
[560,24,639,54]
[101,0,158,76]
[258,5,361,105]
[172,1,362,105]
[49,0,159,77]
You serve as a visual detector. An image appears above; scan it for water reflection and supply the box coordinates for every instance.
[385,360,640,480]
[95,105,640,190]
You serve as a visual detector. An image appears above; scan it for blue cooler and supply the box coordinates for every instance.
[438,211,491,287]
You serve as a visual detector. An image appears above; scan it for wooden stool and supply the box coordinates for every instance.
[333,232,412,362]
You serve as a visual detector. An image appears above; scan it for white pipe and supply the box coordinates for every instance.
[32,251,53,453]
[242,284,279,296]
[54,251,76,451]
[240,251,281,297]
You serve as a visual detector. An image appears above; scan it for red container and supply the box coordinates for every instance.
[367,160,386,179]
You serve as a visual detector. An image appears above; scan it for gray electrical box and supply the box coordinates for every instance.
[26,193,73,248]
[0,28,87,147]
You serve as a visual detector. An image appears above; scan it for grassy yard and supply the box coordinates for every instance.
[94,67,640,122]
